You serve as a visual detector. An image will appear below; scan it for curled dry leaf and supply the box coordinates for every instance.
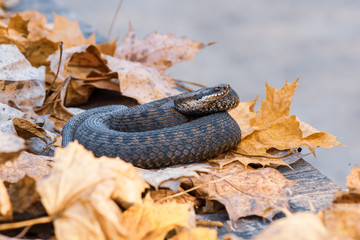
[115,24,207,71]
[0,44,45,111]
[0,132,25,164]
[0,179,12,221]
[0,151,52,183]
[47,45,119,106]
[119,195,195,240]
[105,55,181,104]
[36,141,147,240]
[253,212,330,240]
[181,162,297,221]
[139,163,212,191]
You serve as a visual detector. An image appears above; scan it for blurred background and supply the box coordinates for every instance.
[56,0,358,188]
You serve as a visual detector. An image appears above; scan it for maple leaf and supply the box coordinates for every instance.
[181,162,297,222]
[46,13,95,49]
[115,24,208,71]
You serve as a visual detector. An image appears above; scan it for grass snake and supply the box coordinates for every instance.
[62,84,241,168]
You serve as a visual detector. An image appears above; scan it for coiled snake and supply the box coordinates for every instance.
[62,84,242,168]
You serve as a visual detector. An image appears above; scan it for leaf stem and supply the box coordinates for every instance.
[0,216,52,231]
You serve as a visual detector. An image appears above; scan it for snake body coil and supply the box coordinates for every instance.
[62,84,241,168]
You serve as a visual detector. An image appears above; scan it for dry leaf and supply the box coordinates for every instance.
[4,175,38,214]
[47,13,95,49]
[19,10,49,41]
[0,151,52,182]
[346,165,360,192]
[169,227,217,240]
[119,195,195,240]
[0,179,12,221]
[0,44,45,111]
[182,162,297,221]
[0,102,25,133]
[150,188,197,205]
[115,24,207,71]
[253,212,330,240]
[36,141,147,240]
[0,132,25,164]
[105,55,181,103]
[139,164,212,191]
[320,203,360,239]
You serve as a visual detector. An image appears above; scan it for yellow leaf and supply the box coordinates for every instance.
[120,195,194,240]
[251,79,298,129]
[0,179,12,221]
[47,13,95,48]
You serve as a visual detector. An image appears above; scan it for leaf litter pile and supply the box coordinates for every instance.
[0,2,356,240]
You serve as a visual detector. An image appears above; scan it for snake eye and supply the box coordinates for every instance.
[214,87,220,91]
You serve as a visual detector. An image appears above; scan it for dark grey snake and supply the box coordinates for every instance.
[62,84,241,168]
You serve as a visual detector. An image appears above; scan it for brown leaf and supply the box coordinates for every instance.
[115,24,207,70]
[36,141,147,240]
[0,44,45,112]
[105,55,181,104]
[96,38,117,56]
[346,165,360,192]
[254,212,330,240]
[47,45,119,107]
[119,195,195,240]
[0,179,12,221]
[19,10,48,41]
[4,175,38,214]
[0,151,52,183]
[182,162,297,221]
[46,13,95,49]
[0,132,25,164]
[320,203,360,239]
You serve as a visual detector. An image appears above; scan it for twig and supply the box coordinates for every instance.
[107,0,123,42]
[0,216,52,231]
[46,41,63,97]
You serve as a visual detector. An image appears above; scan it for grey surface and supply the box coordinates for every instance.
[57,0,358,188]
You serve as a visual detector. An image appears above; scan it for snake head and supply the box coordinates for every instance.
[174,83,239,116]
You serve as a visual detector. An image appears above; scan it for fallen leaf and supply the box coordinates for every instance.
[4,175,38,214]
[0,132,25,164]
[19,10,49,41]
[320,203,360,239]
[46,13,95,49]
[105,55,181,103]
[0,151,53,183]
[115,24,207,71]
[149,188,197,205]
[169,227,217,240]
[139,163,212,191]
[0,179,12,221]
[36,141,147,240]
[0,102,25,133]
[0,44,45,111]
[181,162,297,221]
[346,164,360,192]
[119,195,195,240]
[253,212,330,240]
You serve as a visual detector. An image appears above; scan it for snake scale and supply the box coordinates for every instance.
[61,84,242,168]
